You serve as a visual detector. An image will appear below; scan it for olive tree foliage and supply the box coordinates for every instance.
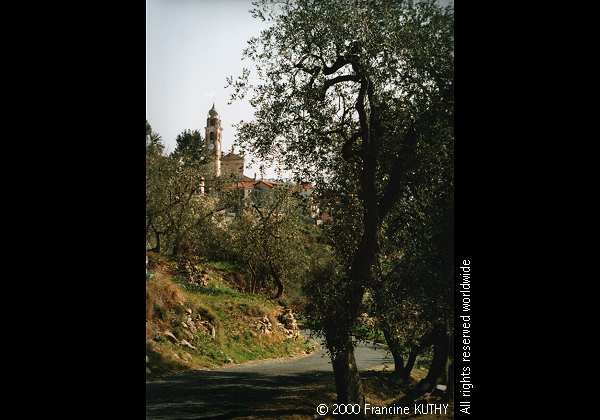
[373,134,454,384]
[146,120,171,252]
[228,0,453,404]
[225,186,314,300]
[146,122,225,257]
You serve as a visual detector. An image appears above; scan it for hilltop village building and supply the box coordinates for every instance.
[199,105,328,223]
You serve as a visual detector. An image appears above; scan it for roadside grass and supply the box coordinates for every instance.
[360,364,452,419]
[146,258,312,378]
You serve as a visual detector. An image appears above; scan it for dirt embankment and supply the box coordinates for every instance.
[146,253,314,377]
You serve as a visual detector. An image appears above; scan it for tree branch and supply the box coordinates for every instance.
[194,206,228,228]
[294,55,321,75]
[378,128,418,219]
[252,203,265,219]
[342,130,362,162]
[322,74,360,98]
[323,55,355,75]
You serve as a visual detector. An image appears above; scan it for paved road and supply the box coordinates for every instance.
[146,336,392,419]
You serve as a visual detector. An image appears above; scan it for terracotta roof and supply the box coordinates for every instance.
[299,181,314,189]
[223,180,255,190]
[222,178,282,191]
[255,180,275,188]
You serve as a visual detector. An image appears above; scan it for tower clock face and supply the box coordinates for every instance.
[208,142,214,150]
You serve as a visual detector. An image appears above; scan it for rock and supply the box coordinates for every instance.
[181,321,189,329]
[179,339,197,350]
[179,258,209,287]
[198,320,216,338]
[224,357,233,364]
[278,309,299,339]
[163,330,178,343]
[256,316,273,335]
[185,308,192,314]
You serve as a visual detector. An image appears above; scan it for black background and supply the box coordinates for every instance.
[453,2,557,417]
[8,1,566,417]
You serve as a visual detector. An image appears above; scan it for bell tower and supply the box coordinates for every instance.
[205,103,222,177]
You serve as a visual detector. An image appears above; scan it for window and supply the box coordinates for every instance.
[210,132,215,141]
[210,119,215,127]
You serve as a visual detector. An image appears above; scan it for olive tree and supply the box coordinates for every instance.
[146,125,225,257]
[229,0,453,404]
[227,186,312,299]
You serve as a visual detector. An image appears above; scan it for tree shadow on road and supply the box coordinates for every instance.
[146,369,337,419]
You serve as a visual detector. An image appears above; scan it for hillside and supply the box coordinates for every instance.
[145,253,314,378]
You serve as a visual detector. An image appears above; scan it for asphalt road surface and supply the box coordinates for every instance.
[146,336,392,419]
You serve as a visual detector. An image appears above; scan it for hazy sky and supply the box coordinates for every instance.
[146,0,271,177]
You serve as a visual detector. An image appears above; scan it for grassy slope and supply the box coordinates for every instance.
[146,255,313,378]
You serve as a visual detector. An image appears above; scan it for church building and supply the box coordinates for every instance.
[204,104,245,180]
[201,104,321,224]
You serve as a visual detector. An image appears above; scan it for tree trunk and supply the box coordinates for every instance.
[403,348,418,381]
[323,78,382,409]
[326,196,377,407]
[382,326,418,383]
[273,278,284,299]
[381,322,405,377]
[418,326,449,392]
[153,230,161,253]
[269,260,284,299]
[444,331,453,400]
[326,332,365,407]
[447,359,454,401]
[250,271,257,294]
[332,348,363,405]
[246,262,255,293]
[172,234,182,257]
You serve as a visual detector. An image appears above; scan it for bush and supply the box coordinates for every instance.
[146,272,185,323]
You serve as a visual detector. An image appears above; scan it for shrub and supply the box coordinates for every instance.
[146,272,185,322]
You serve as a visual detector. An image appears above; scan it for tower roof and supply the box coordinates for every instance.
[208,103,219,117]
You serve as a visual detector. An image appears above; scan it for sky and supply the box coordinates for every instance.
[146,0,272,178]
